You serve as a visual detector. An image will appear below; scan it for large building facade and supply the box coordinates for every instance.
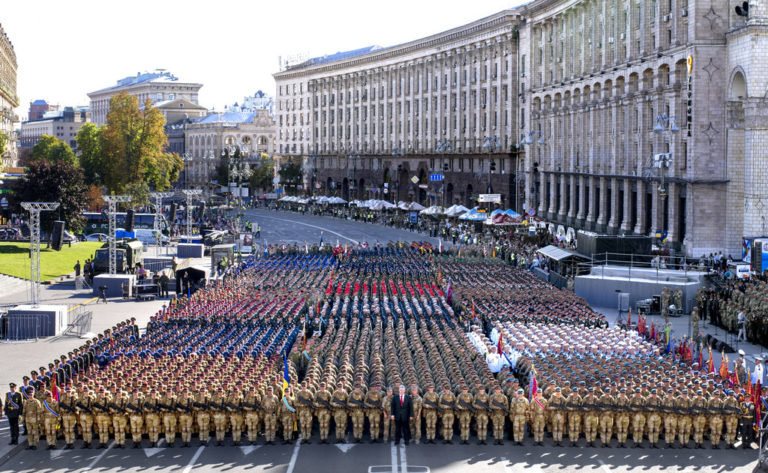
[0,23,18,168]
[87,70,202,125]
[274,2,768,257]
[273,12,522,208]
[20,107,91,151]
[183,110,277,191]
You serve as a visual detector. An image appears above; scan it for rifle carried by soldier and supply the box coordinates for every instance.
[459,399,476,414]
[109,401,126,414]
[491,399,510,415]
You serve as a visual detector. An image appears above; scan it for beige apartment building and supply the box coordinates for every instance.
[87,69,202,125]
[274,1,768,257]
[183,110,277,190]
[0,23,18,168]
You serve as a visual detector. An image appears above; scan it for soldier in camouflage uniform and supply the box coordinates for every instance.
[438,386,456,444]
[662,388,678,448]
[348,385,366,442]
[408,386,421,444]
[296,383,314,443]
[615,387,631,447]
[381,387,393,442]
[194,387,211,446]
[262,386,279,445]
[490,386,508,445]
[422,385,439,443]
[597,386,614,447]
[279,386,297,444]
[566,386,582,446]
[455,385,474,444]
[332,384,348,443]
[646,389,662,448]
[244,386,261,445]
[315,383,332,443]
[510,388,529,445]
[366,385,383,443]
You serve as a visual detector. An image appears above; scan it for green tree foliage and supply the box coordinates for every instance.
[216,148,235,186]
[75,123,103,185]
[0,130,7,155]
[278,157,303,193]
[100,92,183,199]
[249,154,275,192]
[30,135,77,165]
[17,160,88,234]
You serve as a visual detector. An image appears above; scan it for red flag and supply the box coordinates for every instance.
[650,322,655,341]
[707,346,715,374]
[497,332,503,354]
[51,372,59,402]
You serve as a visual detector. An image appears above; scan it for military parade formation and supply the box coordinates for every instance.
[2,245,766,452]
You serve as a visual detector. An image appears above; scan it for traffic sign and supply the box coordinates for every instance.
[478,194,501,203]
[528,208,536,216]
[0,197,7,208]
[429,174,444,182]
[410,176,419,184]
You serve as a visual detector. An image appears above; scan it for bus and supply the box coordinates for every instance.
[83,212,170,236]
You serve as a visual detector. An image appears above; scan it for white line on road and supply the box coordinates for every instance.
[285,435,303,473]
[391,441,398,473]
[81,440,114,472]
[254,215,359,244]
[399,443,408,473]
[598,459,612,473]
[180,444,206,473]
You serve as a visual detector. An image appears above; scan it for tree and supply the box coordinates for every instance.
[249,154,275,192]
[216,149,233,188]
[30,135,77,165]
[0,130,7,156]
[278,157,303,194]
[17,160,89,234]
[100,92,183,199]
[76,123,103,185]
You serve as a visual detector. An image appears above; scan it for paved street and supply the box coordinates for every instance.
[0,211,762,471]
[0,436,757,473]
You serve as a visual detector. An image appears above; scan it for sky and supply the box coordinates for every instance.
[2,0,527,120]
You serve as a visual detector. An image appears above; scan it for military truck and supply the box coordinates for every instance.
[92,239,144,274]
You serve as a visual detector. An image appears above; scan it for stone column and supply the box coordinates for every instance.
[538,169,547,215]
[596,176,608,231]
[666,182,678,243]
[634,180,646,235]
[608,177,619,233]
[577,174,587,223]
[621,179,632,233]
[568,175,577,225]
[586,176,597,229]
[548,172,558,218]
[558,174,567,221]
[649,183,659,236]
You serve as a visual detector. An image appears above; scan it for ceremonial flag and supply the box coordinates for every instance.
[719,352,729,379]
[627,307,631,327]
[649,322,655,341]
[439,239,443,254]
[707,345,715,374]
[446,279,453,305]
[529,367,538,401]
[747,371,753,396]
[457,244,461,257]
[497,332,503,355]
[282,355,290,394]
[755,380,762,433]
[697,343,703,369]
[472,300,477,322]
[51,373,59,402]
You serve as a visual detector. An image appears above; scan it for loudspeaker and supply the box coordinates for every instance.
[125,209,135,232]
[199,201,206,216]
[51,220,65,251]
[169,203,177,223]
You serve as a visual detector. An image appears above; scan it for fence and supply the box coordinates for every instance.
[1,302,93,341]
[65,304,92,338]
[575,252,701,282]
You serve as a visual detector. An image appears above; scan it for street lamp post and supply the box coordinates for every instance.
[482,136,499,211]
[652,114,679,241]
[521,130,545,214]
[436,141,452,207]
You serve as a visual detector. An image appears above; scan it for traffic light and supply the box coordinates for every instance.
[443,162,449,172]
[490,161,497,172]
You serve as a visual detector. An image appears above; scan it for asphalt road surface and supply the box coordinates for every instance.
[2,435,757,473]
[242,209,443,247]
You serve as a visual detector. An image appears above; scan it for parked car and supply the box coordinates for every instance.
[85,233,109,242]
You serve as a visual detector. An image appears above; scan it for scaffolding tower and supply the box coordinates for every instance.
[150,191,174,246]
[103,195,131,275]
[182,189,202,237]
[21,202,60,306]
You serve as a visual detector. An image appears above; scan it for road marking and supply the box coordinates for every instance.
[391,441,398,473]
[335,443,356,453]
[285,435,302,473]
[254,215,359,244]
[68,297,99,311]
[399,443,408,473]
[239,444,261,455]
[180,444,205,473]
[50,447,67,459]
[143,438,166,457]
[598,459,612,473]
[81,440,114,472]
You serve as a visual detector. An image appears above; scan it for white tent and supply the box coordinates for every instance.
[328,197,347,204]
[444,204,470,217]
[420,205,444,215]
[407,202,426,211]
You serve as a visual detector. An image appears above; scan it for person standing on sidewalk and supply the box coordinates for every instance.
[3,383,23,445]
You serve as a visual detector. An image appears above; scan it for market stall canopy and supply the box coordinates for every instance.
[420,205,444,215]
[444,204,470,217]
[327,197,347,204]
[458,207,489,221]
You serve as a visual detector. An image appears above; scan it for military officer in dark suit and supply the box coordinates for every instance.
[3,383,23,445]
[390,384,413,445]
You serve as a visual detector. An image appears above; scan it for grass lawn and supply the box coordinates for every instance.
[0,241,103,281]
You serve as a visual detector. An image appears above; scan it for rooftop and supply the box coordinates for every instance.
[197,112,257,125]
[285,45,383,71]
[88,69,201,95]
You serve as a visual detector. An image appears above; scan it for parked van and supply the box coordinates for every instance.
[133,229,169,246]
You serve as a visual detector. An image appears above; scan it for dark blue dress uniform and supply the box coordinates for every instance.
[4,384,23,444]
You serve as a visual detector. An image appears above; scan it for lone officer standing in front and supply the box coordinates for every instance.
[3,383,23,446]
